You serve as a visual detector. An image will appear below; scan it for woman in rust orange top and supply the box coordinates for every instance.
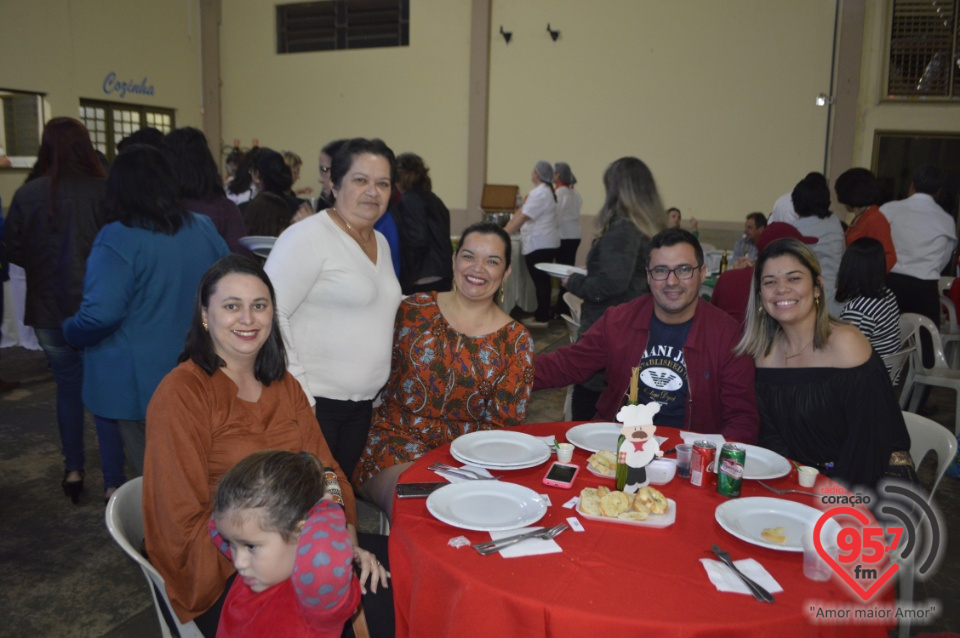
[353,223,534,519]
[835,167,897,273]
[143,256,389,637]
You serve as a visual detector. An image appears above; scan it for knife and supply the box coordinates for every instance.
[711,544,775,603]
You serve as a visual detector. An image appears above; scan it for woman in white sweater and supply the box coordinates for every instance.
[504,160,560,327]
[265,138,402,478]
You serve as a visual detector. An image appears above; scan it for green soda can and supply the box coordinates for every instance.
[717,443,746,498]
[615,433,628,491]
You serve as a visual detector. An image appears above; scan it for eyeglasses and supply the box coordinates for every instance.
[647,265,701,281]
[319,166,331,175]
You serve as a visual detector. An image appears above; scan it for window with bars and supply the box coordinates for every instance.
[78,99,175,161]
[887,0,960,99]
[276,0,409,54]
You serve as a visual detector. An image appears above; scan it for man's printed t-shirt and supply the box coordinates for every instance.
[635,315,692,427]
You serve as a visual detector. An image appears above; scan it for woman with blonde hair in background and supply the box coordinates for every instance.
[561,156,666,420]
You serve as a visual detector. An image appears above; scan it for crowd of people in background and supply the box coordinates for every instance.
[2,115,957,637]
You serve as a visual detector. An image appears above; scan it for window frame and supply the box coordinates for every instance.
[78,98,175,162]
[0,88,46,169]
[276,0,409,54]
[884,0,960,101]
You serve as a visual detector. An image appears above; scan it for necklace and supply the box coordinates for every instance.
[783,337,814,361]
[331,207,373,244]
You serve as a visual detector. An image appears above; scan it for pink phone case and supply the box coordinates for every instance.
[542,462,580,489]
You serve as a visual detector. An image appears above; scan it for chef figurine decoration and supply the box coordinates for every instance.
[614,367,663,493]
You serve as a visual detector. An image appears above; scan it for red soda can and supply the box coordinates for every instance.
[690,440,717,487]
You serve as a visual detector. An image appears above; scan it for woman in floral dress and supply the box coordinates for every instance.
[354,222,534,518]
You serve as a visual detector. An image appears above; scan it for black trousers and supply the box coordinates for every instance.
[315,396,374,481]
[887,273,939,368]
[571,383,603,421]
[553,239,581,315]
[524,248,558,322]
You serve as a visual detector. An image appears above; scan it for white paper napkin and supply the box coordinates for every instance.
[679,432,726,471]
[486,526,562,558]
[536,435,558,451]
[433,464,494,483]
[699,558,784,595]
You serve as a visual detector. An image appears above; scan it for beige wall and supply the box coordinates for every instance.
[487,0,837,230]
[852,1,960,167]
[0,0,204,205]
[219,0,472,209]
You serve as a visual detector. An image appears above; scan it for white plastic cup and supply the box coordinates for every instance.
[798,465,819,488]
[556,443,574,463]
[802,528,836,581]
[676,444,692,479]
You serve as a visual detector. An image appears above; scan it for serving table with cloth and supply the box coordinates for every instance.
[390,422,892,637]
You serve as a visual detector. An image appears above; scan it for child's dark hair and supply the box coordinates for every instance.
[214,450,326,541]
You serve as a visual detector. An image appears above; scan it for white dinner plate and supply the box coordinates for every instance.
[576,498,676,529]
[238,235,277,257]
[450,446,549,470]
[739,444,792,480]
[534,263,587,278]
[566,422,666,454]
[565,422,622,453]
[450,430,551,468]
[426,481,548,531]
[585,462,616,480]
[715,497,841,552]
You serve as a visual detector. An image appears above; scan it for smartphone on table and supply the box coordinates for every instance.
[542,462,580,489]
[396,482,446,499]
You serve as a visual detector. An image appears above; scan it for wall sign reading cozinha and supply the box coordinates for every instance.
[102,72,155,99]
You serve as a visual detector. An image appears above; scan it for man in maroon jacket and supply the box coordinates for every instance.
[535,228,759,443]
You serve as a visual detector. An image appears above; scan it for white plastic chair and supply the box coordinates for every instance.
[105,478,203,638]
[939,295,960,368]
[894,411,957,638]
[562,292,582,325]
[898,313,960,436]
[939,275,954,294]
[903,411,957,501]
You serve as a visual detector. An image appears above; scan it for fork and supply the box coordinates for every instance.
[757,481,818,496]
[428,464,502,481]
[472,524,569,555]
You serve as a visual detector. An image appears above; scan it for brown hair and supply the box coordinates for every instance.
[214,450,326,541]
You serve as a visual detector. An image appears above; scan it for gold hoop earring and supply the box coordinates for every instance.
[499,287,505,305]
[815,296,820,308]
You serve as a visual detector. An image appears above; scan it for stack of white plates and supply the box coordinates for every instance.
[450,430,551,470]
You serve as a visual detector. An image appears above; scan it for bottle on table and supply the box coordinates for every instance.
[718,249,728,273]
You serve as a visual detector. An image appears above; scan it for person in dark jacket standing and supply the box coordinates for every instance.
[395,153,452,294]
[561,157,666,420]
[5,117,108,503]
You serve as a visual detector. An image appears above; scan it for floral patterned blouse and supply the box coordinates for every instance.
[353,292,534,487]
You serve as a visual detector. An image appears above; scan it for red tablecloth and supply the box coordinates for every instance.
[389,423,894,637]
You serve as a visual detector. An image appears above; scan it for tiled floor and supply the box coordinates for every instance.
[1,317,957,636]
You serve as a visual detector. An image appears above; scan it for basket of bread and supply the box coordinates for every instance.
[576,485,676,528]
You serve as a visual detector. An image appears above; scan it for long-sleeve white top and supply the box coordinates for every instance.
[264,211,402,403]
[881,193,957,281]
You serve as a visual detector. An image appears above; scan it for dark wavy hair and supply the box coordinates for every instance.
[457,221,512,269]
[213,450,325,542]
[834,168,880,208]
[35,117,106,220]
[254,148,294,194]
[179,255,287,384]
[836,238,887,302]
[162,127,225,200]
[792,172,831,219]
[105,144,189,235]
[227,147,263,196]
[330,138,396,191]
[396,152,432,193]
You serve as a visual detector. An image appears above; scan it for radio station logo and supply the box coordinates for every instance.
[812,480,943,604]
